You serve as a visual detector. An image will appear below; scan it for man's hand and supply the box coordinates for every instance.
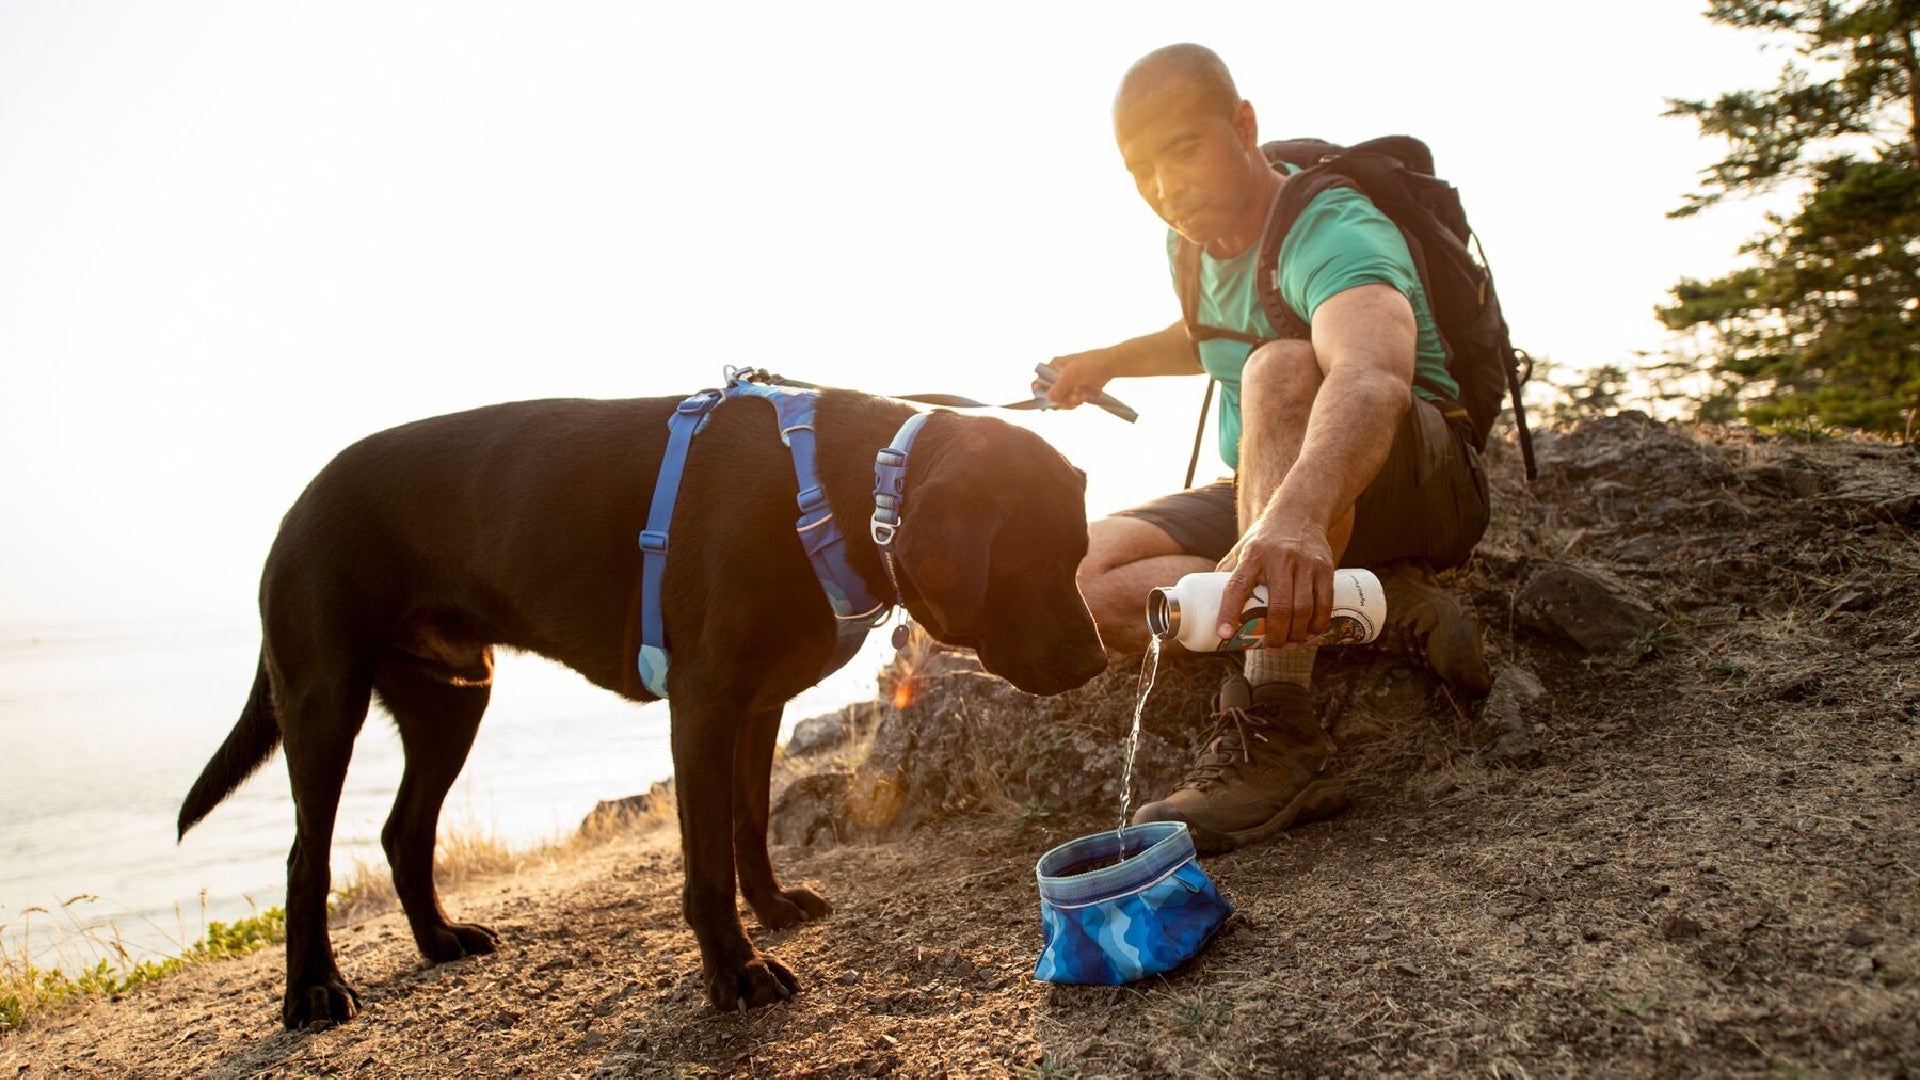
[1039,349,1118,409]
[1216,511,1336,648]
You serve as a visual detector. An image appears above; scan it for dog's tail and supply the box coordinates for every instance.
[177,651,281,840]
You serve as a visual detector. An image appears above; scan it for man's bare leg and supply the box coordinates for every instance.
[1077,516,1214,654]
[1130,338,1352,851]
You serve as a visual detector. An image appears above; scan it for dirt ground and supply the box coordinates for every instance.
[4,416,1917,1078]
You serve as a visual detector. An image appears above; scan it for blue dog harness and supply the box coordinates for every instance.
[637,370,930,698]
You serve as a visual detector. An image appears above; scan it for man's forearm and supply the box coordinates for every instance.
[1266,364,1409,532]
[1103,321,1205,378]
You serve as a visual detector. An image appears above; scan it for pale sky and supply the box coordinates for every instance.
[1,1,1788,626]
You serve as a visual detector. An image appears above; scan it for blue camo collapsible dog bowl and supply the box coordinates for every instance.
[1033,821,1234,985]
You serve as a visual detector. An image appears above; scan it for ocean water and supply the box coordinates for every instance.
[0,618,894,968]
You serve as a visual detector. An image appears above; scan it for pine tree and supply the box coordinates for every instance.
[1660,0,1920,439]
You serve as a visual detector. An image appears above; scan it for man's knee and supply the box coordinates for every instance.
[1242,340,1321,417]
[1080,515,1180,583]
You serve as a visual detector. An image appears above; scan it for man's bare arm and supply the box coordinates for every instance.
[1044,321,1202,407]
[1219,283,1416,643]
[1267,285,1415,534]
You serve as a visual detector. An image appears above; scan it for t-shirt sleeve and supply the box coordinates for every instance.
[1275,189,1421,324]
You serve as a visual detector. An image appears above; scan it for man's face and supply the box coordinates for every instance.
[1115,82,1256,247]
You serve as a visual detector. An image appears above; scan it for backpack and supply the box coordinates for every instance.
[1174,135,1535,482]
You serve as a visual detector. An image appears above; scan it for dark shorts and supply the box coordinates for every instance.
[1112,394,1489,571]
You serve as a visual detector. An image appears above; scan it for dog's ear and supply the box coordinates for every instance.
[893,480,1000,643]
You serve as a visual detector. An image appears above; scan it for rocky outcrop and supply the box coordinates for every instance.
[1516,564,1663,654]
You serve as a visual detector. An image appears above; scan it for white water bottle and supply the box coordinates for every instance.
[1146,569,1386,652]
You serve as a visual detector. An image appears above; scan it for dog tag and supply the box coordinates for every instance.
[891,623,910,650]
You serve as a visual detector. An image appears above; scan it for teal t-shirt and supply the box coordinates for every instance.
[1168,178,1455,471]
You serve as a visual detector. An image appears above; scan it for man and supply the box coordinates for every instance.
[1046,44,1492,853]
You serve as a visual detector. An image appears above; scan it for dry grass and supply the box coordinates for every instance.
[1,812,606,1033]
[1,891,284,1033]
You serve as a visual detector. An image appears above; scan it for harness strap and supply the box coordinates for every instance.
[637,388,725,697]
[638,373,917,698]
[725,382,893,676]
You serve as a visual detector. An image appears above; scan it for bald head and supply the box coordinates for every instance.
[1114,44,1240,124]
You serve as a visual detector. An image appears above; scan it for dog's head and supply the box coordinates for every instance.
[892,413,1107,696]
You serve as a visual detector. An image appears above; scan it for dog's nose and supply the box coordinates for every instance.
[1068,644,1109,687]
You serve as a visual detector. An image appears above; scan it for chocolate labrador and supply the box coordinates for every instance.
[176,388,1108,1028]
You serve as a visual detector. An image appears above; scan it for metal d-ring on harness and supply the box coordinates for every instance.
[636,368,930,698]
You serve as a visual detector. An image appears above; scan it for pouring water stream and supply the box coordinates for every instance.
[1115,636,1162,842]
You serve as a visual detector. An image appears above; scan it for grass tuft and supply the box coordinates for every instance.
[1,902,285,1033]
[2,815,558,1034]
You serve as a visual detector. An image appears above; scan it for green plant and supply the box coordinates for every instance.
[1633,623,1683,660]
[1706,656,1750,679]
[1159,988,1235,1036]
[1,905,286,1032]
[1012,1055,1083,1079]
[1599,988,1658,1018]
[1012,803,1061,831]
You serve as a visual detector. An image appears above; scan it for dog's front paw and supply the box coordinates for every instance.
[751,886,832,930]
[704,952,800,1012]
[283,972,362,1030]
[422,921,501,962]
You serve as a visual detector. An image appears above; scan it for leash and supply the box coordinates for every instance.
[725,364,1140,425]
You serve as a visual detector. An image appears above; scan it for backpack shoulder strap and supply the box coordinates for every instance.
[1175,235,1268,347]
[1253,170,1356,342]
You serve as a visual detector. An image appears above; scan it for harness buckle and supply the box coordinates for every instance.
[675,390,721,415]
[874,446,908,482]
[638,530,668,554]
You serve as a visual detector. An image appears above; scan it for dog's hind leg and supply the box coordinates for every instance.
[278,671,375,1030]
[670,691,800,1011]
[732,706,831,930]
[374,652,502,964]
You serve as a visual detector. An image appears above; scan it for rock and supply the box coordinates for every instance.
[1480,666,1546,764]
[1845,927,1874,948]
[1871,493,1919,528]
[1515,564,1663,654]
[578,778,675,835]
[771,641,1447,843]
[1767,671,1826,703]
[785,703,872,757]
[1613,534,1680,564]
[1660,915,1704,941]
[1532,413,1738,491]
[1746,460,1827,499]
[768,769,855,848]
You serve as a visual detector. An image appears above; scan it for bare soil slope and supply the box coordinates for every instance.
[4,416,1916,1078]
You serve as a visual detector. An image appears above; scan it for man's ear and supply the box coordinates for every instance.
[894,484,1000,643]
[1234,99,1259,148]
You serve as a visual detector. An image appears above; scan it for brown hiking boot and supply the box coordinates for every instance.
[1375,561,1493,695]
[1131,675,1349,854]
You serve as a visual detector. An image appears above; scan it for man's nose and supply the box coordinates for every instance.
[1153,167,1187,209]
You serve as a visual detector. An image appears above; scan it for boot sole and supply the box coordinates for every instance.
[1186,780,1351,856]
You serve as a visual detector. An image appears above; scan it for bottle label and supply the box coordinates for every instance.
[1222,614,1266,651]
[1220,609,1375,651]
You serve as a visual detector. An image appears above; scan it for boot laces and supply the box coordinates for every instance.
[1176,706,1271,792]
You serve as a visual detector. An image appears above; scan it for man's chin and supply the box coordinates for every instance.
[1168,215,1229,249]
